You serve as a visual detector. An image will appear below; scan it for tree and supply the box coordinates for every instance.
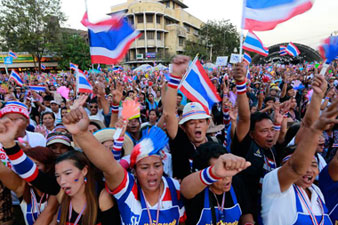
[57,31,91,70]
[184,19,240,62]
[0,0,65,72]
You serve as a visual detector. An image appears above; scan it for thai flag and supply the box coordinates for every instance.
[81,12,141,64]
[179,57,221,113]
[76,69,93,93]
[279,46,287,55]
[242,0,314,31]
[41,64,46,70]
[243,31,269,57]
[70,62,79,71]
[243,52,252,64]
[286,42,300,57]
[9,70,24,87]
[8,50,17,59]
[28,85,46,92]
[319,36,338,64]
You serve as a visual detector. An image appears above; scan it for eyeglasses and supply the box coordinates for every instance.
[89,105,98,109]
[318,143,325,147]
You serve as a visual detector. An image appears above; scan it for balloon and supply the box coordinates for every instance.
[57,86,70,100]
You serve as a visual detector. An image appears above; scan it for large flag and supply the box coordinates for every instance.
[280,45,288,56]
[179,57,221,113]
[243,52,252,64]
[9,70,24,87]
[70,62,79,71]
[8,50,17,59]
[286,42,300,57]
[242,0,314,31]
[76,69,93,93]
[81,12,141,64]
[243,31,269,57]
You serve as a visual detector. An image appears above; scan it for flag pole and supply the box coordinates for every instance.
[239,0,246,62]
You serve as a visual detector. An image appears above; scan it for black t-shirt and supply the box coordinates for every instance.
[169,127,215,180]
[231,132,282,217]
[184,176,252,225]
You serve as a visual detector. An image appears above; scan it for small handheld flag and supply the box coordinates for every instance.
[286,42,300,57]
[280,45,288,56]
[243,52,252,65]
[70,63,79,71]
[243,31,269,57]
[179,56,221,113]
[8,50,17,59]
[319,36,338,75]
[28,85,46,92]
[9,70,24,87]
[41,64,46,70]
[76,69,93,94]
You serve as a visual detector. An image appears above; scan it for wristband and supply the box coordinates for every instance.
[200,166,221,186]
[168,74,181,89]
[273,124,281,131]
[113,137,124,151]
[236,80,247,94]
[111,104,119,113]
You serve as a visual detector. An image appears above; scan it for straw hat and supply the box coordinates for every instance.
[93,128,134,156]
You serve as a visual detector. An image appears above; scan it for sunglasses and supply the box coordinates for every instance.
[90,105,98,109]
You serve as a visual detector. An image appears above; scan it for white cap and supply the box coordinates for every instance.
[50,100,59,105]
[179,102,211,125]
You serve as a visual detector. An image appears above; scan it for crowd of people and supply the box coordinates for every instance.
[0,55,337,225]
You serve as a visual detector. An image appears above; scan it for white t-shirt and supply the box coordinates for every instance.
[261,168,326,225]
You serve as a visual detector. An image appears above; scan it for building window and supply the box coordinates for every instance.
[166,1,170,8]
[139,32,145,40]
[146,14,153,23]
[157,32,162,40]
[179,37,185,46]
[137,14,143,23]
[147,31,155,40]
[156,15,161,24]
[165,18,172,25]
[184,24,190,32]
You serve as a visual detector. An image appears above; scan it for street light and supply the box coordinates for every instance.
[209,44,213,61]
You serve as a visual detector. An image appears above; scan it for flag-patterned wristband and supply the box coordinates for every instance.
[111,104,119,113]
[236,80,247,94]
[113,137,124,151]
[168,74,181,89]
[274,124,281,131]
[200,166,221,185]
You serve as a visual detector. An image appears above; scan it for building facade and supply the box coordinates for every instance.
[110,0,203,65]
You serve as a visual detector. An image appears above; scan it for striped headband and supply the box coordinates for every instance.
[0,101,29,119]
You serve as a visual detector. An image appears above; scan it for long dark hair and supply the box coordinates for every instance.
[56,151,98,225]
[23,147,56,203]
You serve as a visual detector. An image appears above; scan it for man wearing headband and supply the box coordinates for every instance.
[261,98,338,225]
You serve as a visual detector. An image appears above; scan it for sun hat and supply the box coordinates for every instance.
[179,102,211,125]
[46,132,72,147]
[93,128,134,156]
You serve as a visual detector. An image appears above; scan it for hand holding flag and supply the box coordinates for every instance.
[319,36,338,75]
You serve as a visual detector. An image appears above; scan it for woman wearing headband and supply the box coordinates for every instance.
[261,99,338,225]
[0,117,121,225]
[62,95,186,225]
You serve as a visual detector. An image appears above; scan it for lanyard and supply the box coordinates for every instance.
[263,148,276,171]
[69,202,86,225]
[30,189,46,222]
[141,187,162,225]
[212,192,226,221]
[294,185,324,225]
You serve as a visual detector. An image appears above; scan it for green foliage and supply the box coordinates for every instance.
[0,0,65,72]
[57,32,91,70]
[184,19,240,62]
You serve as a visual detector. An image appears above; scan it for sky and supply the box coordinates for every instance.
[61,0,338,49]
